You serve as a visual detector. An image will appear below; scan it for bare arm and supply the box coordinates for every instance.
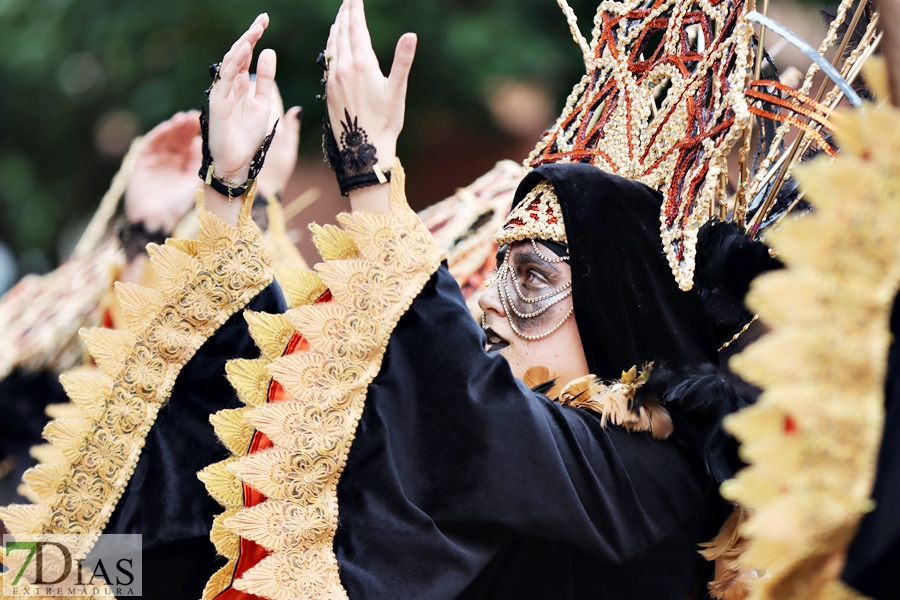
[324,0,417,214]
[120,110,201,284]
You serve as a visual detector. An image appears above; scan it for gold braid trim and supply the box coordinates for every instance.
[201,159,445,600]
[723,96,897,599]
[0,187,273,564]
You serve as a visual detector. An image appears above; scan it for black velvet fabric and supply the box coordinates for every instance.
[0,369,67,505]
[334,266,721,599]
[843,290,900,598]
[105,282,286,553]
[133,535,221,600]
[512,165,719,380]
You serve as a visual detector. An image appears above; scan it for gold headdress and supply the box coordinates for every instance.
[513,0,877,292]
[495,181,567,248]
[526,0,754,290]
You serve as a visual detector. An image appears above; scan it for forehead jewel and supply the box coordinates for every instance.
[495,181,568,248]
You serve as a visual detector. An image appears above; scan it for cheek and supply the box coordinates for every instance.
[505,291,573,337]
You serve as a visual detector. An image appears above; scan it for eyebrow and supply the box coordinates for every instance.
[510,248,563,278]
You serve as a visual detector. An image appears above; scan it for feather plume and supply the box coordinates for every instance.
[274,265,328,309]
[244,310,294,361]
[699,507,756,600]
[309,223,359,261]
[22,462,70,504]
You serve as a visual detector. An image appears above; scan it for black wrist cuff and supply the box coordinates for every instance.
[322,109,391,197]
[198,102,278,201]
[338,171,392,196]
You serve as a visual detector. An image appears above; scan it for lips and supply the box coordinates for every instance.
[484,326,510,352]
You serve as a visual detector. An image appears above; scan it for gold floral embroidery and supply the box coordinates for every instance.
[0,186,273,565]
[723,82,896,599]
[201,160,445,600]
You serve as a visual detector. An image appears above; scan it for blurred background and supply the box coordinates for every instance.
[0,0,827,290]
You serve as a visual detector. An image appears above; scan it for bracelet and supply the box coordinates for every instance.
[199,63,279,202]
[322,108,391,196]
[316,51,331,101]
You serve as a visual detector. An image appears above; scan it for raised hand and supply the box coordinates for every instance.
[125,110,202,233]
[207,13,277,212]
[324,0,417,211]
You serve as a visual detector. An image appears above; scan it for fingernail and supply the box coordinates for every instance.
[403,34,416,50]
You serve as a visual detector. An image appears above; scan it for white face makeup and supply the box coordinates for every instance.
[489,241,573,342]
[479,240,589,385]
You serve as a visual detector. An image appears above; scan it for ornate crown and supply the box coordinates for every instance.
[527,0,754,290]
[521,0,877,292]
[495,181,568,248]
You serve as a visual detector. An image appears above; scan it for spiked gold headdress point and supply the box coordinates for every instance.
[495,181,567,248]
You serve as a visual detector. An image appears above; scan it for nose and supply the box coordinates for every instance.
[478,274,505,318]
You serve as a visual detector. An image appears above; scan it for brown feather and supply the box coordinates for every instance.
[699,506,755,599]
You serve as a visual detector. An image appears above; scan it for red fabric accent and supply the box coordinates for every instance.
[216,290,333,599]
[102,308,114,330]
[784,414,798,434]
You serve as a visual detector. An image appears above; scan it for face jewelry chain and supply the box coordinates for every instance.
[494,244,575,341]
[531,239,569,264]
[500,262,572,319]
[500,246,572,304]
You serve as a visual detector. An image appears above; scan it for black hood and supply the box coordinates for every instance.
[510,163,718,380]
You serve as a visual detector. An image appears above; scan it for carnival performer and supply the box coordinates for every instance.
[192,4,758,598]
[0,105,288,599]
[1,0,781,597]
[0,110,211,508]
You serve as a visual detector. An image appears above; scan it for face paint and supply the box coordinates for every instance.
[494,241,573,341]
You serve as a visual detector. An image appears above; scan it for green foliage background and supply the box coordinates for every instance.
[0,0,603,272]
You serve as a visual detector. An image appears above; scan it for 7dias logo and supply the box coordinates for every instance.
[2,534,142,597]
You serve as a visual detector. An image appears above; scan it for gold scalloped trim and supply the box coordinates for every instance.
[0,187,273,562]
[723,102,897,599]
[201,159,445,599]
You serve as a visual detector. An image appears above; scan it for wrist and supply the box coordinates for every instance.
[210,163,251,185]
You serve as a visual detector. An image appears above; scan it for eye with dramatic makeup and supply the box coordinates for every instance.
[492,242,574,341]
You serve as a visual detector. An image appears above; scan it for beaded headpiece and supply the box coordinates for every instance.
[495,181,567,248]
[526,0,753,290]
[518,0,877,292]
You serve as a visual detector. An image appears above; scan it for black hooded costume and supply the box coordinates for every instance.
[327,163,737,599]
[39,162,744,600]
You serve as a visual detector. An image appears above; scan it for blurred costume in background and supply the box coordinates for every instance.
[0,144,136,507]
[418,160,525,313]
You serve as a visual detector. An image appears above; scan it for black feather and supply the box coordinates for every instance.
[636,362,753,484]
[695,220,782,347]
[531,379,558,396]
